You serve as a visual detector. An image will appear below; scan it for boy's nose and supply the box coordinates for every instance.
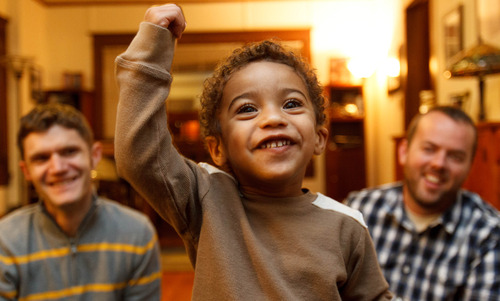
[259,106,288,128]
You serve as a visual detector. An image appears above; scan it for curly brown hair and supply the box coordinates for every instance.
[199,39,326,140]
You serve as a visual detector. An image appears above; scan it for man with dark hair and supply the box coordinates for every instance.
[347,106,500,300]
[0,103,162,300]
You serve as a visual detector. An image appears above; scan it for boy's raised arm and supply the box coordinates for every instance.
[114,4,194,222]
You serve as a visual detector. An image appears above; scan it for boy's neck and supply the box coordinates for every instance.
[239,184,306,198]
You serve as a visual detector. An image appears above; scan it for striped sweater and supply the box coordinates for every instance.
[0,196,161,301]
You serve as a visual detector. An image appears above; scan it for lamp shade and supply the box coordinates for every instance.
[447,43,500,77]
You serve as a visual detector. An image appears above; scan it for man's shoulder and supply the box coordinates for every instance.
[0,203,39,226]
[346,182,402,204]
[96,197,153,228]
[461,190,500,228]
[0,204,40,244]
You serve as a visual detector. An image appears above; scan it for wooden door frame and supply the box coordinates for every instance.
[0,17,8,185]
[405,0,432,129]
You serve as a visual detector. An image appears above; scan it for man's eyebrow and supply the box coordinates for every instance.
[28,145,81,160]
[28,151,50,162]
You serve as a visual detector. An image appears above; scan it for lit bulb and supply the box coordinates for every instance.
[345,104,359,115]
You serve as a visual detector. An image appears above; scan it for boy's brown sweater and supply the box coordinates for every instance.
[114,22,392,300]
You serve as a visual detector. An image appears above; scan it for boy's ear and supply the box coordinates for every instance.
[205,136,227,167]
[314,126,329,155]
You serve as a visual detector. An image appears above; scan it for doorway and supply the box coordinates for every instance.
[405,0,433,128]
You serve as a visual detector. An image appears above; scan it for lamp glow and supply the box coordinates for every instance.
[385,57,400,77]
[347,58,376,79]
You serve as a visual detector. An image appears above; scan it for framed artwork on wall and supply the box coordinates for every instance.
[30,66,43,103]
[443,5,464,65]
[477,0,500,47]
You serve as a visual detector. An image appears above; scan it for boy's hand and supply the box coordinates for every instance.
[144,4,186,39]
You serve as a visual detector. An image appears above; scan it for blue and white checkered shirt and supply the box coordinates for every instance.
[346,182,500,301]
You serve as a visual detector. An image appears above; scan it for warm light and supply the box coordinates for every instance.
[344,104,359,115]
[384,57,400,77]
[181,120,201,141]
[347,57,376,79]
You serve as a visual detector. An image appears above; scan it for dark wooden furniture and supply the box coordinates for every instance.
[462,122,500,210]
[324,85,366,201]
[405,0,432,129]
[0,17,8,185]
[394,122,500,211]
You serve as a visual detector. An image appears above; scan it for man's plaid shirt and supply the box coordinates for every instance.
[346,182,500,301]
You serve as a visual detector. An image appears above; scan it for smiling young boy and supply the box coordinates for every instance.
[114,3,391,300]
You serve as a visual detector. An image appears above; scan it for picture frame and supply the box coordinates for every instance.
[443,5,464,64]
[63,72,83,90]
[477,0,500,47]
[30,66,43,103]
[329,58,355,85]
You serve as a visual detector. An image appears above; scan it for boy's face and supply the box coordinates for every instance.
[208,61,328,196]
[19,125,102,213]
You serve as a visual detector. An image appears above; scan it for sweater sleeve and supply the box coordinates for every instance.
[342,228,393,300]
[114,22,205,246]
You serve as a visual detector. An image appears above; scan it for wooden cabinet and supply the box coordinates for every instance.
[462,123,500,210]
[394,122,500,210]
[324,85,366,201]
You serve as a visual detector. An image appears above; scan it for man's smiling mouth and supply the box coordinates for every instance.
[49,177,78,187]
[259,139,291,149]
[424,173,440,184]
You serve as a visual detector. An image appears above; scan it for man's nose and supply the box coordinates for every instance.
[48,154,66,172]
[430,151,447,168]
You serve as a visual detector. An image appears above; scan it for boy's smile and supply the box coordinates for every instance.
[209,61,328,197]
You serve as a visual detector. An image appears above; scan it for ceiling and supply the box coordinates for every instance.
[37,0,283,6]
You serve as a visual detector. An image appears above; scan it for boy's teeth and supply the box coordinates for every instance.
[261,140,290,149]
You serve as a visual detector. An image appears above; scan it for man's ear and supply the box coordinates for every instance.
[205,136,227,167]
[398,138,409,166]
[90,141,103,170]
[314,126,329,155]
[19,161,32,181]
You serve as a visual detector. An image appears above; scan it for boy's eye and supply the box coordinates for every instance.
[283,98,303,110]
[236,103,258,114]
